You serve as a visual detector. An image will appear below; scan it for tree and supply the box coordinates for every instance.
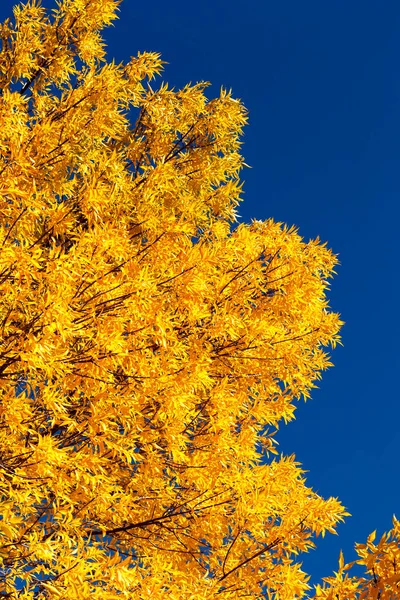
[0,1,397,598]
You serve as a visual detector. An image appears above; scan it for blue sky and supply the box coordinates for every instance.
[2,0,400,589]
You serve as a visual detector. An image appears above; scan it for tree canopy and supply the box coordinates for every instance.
[0,1,399,598]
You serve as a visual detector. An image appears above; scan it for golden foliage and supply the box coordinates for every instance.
[0,1,394,598]
[313,517,400,599]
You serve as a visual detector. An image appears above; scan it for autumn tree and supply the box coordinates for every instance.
[0,1,398,598]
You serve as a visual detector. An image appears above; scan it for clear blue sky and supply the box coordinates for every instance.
[2,0,400,589]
